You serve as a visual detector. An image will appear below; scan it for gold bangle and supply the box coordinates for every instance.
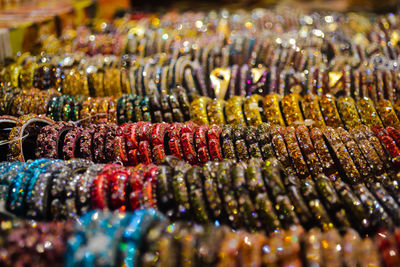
[356,97,383,127]
[225,96,246,126]
[301,94,325,127]
[376,99,400,128]
[262,93,285,126]
[243,94,263,126]
[280,93,303,126]
[207,99,226,125]
[190,96,210,125]
[284,126,310,179]
[319,94,343,128]
[336,96,362,129]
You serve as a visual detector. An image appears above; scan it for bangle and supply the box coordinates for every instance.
[244,126,262,158]
[336,96,362,130]
[185,166,209,223]
[233,125,250,161]
[220,125,237,160]
[310,128,339,181]
[286,183,314,228]
[208,125,223,161]
[368,182,400,225]
[243,94,263,126]
[194,126,211,163]
[376,99,400,128]
[160,92,173,123]
[304,228,323,267]
[190,97,210,125]
[210,67,230,99]
[108,167,130,211]
[8,114,54,161]
[78,124,98,161]
[301,94,325,127]
[180,123,198,164]
[175,87,191,121]
[171,161,192,219]
[149,93,163,123]
[256,123,274,159]
[140,96,152,122]
[280,93,303,126]
[319,94,343,128]
[207,99,226,125]
[321,127,361,184]
[283,126,310,179]
[168,91,184,122]
[63,127,83,160]
[225,96,246,126]
[320,230,343,267]
[336,127,372,180]
[201,161,223,223]
[295,125,323,177]
[151,123,169,164]
[371,125,400,170]
[356,97,383,127]
[166,123,184,159]
[270,126,296,177]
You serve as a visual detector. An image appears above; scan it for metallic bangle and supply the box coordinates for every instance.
[190,97,210,125]
[170,161,192,219]
[368,182,400,225]
[149,93,163,123]
[77,124,98,161]
[175,87,191,121]
[220,125,237,160]
[356,97,383,127]
[310,127,339,181]
[76,164,104,215]
[336,96,362,129]
[286,182,314,227]
[321,127,361,184]
[92,123,110,163]
[371,125,400,171]
[225,96,246,126]
[387,126,400,148]
[256,123,274,159]
[151,123,169,164]
[8,114,54,161]
[207,99,226,125]
[168,91,184,122]
[270,126,296,177]
[281,93,303,126]
[184,166,209,223]
[140,96,152,122]
[301,94,325,127]
[233,125,250,161]
[376,99,400,128]
[127,165,145,211]
[108,167,130,211]
[319,94,343,128]
[244,126,262,158]
[194,126,211,163]
[243,94,263,126]
[160,92,173,123]
[336,127,372,180]
[201,161,223,222]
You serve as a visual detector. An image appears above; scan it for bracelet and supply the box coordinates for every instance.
[190,97,210,125]
[225,96,246,126]
[243,94,263,126]
[356,97,383,127]
[280,93,303,126]
[376,99,400,128]
[319,94,343,128]
[336,96,362,129]
[220,125,237,160]
[207,99,226,125]
[301,94,325,127]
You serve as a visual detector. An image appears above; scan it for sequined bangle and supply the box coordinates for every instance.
[319,94,343,128]
[8,114,54,161]
[140,96,152,122]
[301,94,325,127]
[336,127,372,180]
[256,123,275,159]
[295,125,323,177]
[159,92,173,123]
[62,127,83,160]
[244,126,262,158]
[368,182,400,225]
[336,96,362,129]
[225,96,246,126]
[180,123,198,164]
[194,126,211,163]
[283,126,310,179]
[270,125,296,177]
[190,97,210,125]
[91,164,120,210]
[309,128,339,181]
[150,123,169,164]
[35,121,75,159]
[356,97,383,127]
[262,93,285,126]
[220,125,237,160]
[78,124,98,161]
[201,161,223,222]
[171,161,192,219]
[207,99,226,125]
[243,94,263,126]
[281,93,303,126]
[207,125,223,161]
[108,166,130,211]
[321,127,361,184]
[286,182,314,227]
[233,125,250,161]
[376,99,400,128]
[175,87,191,120]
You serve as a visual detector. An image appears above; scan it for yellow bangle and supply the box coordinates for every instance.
[190,96,210,125]
[336,96,362,129]
[376,99,400,128]
[280,93,303,126]
[207,99,226,125]
[225,96,246,126]
[319,94,343,128]
[262,93,284,126]
[356,97,383,127]
[301,94,325,127]
[243,94,263,126]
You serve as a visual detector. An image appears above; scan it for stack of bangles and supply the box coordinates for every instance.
[3,8,400,267]
[2,209,400,267]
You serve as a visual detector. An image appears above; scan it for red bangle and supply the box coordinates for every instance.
[387,126,400,148]
[91,164,121,209]
[138,141,152,165]
[92,123,110,163]
[208,125,223,161]
[194,126,210,163]
[78,124,98,161]
[180,123,198,164]
[371,125,400,170]
[167,123,184,159]
[108,167,130,211]
[127,165,145,210]
[142,164,158,208]
[151,123,169,164]
[115,127,129,165]
[137,122,153,142]
[125,122,141,151]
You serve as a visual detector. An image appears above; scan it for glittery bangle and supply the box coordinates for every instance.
[368,182,400,225]
[180,123,198,164]
[295,125,323,177]
[91,164,120,210]
[76,164,104,215]
[262,94,285,126]
[185,166,210,223]
[283,126,310,179]
[220,125,237,160]
[171,161,192,219]
[77,124,98,161]
[232,125,250,161]
[149,93,163,123]
[168,92,184,122]
[256,123,274,160]
[244,126,262,158]
[8,114,54,161]
[376,99,400,128]
[207,125,223,161]
[281,93,303,126]
[376,229,400,267]
[207,99,226,125]
[310,127,339,181]
[108,167,130,211]
[151,123,169,164]
[356,97,383,127]
[225,96,246,126]
[320,230,343,266]
[301,94,325,127]
[371,125,400,170]
[175,87,191,121]
[319,94,343,128]
[336,127,372,180]
[63,127,83,160]
[166,123,184,159]
[201,161,223,222]
[155,165,175,214]
[140,96,152,122]
[190,97,210,125]
[35,121,75,159]
[321,127,361,184]
[336,96,362,130]
[286,182,314,227]
[243,94,263,126]
[270,126,296,177]
[194,126,210,163]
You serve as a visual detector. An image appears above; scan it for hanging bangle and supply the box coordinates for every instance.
[208,125,223,161]
[244,126,262,158]
[284,126,311,179]
[220,125,237,160]
[295,125,323,177]
[194,126,211,163]
[63,127,83,160]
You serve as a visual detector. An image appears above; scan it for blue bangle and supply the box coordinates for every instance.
[0,162,24,200]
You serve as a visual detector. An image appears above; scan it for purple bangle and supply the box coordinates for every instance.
[92,123,110,163]
[104,123,118,162]
[63,127,83,160]
[78,124,98,161]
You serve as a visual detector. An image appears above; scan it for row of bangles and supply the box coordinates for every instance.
[4,208,400,267]
[3,7,400,267]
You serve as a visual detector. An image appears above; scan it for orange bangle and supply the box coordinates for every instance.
[376,99,400,128]
[280,93,303,126]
